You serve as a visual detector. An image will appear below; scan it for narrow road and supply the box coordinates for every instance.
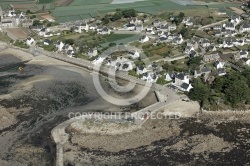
[198,19,228,30]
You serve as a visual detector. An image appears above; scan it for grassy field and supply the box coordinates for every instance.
[0,0,241,23]
[52,0,241,23]
[100,34,139,47]
[38,0,54,4]
[100,34,134,43]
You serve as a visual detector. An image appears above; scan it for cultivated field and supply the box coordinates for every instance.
[0,0,242,23]
[50,0,241,23]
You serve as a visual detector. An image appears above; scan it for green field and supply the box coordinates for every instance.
[38,0,54,4]
[100,34,137,46]
[49,0,241,23]
[0,0,241,23]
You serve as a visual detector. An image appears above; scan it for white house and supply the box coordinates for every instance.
[214,61,225,69]
[174,73,189,85]
[174,73,192,92]
[129,17,141,24]
[119,62,134,71]
[194,66,211,78]
[230,15,241,25]
[142,72,158,83]
[44,32,53,38]
[55,41,65,52]
[136,66,148,75]
[172,36,183,45]
[92,56,105,65]
[239,22,250,33]
[67,50,75,57]
[139,35,149,43]
[79,22,89,32]
[214,24,222,30]
[152,19,161,27]
[199,38,210,48]
[146,29,156,35]
[165,73,175,82]
[182,17,191,24]
[124,23,136,31]
[128,50,140,59]
[89,24,97,30]
[97,27,111,35]
[135,24,143,32]
[1,20,13,27]
[203,53,220,62]
[217,68,226,76]
[222,38,235,48]
[185,21,193,26]
[87,48,98,58]
[241,58,250,66]
[187,38,199,49]
[223,22,235,31]
[39,28,47,36]
[168,24,177,31]
[234,39,245,46]
[179,82,193,92]
[207,45,217,52]
[184,46,195,55]
[7,9,16,17]
[44,39,52,45]
[235,50,249,61]
[26,37,35,46]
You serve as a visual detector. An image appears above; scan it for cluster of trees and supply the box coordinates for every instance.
[179,27,195,39]
[188,69,250,109]
[187,56,202,71]
[102,9,137,24]
[171,12,185,25]
[32,20,43,26]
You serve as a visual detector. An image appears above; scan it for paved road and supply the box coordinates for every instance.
[198,19,228,30]
[28,46,179,100]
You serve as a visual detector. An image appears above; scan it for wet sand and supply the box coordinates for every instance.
[0,47,157,166]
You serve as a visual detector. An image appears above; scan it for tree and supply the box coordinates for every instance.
[179,27,189,38]
[187,56,201,69]
[188,78,210,107]
[26,10,33,14]
[111,12,122,21]
[102,16,110,24]
[242,68,250,87]
[32,20,42,26]
[109,42,116,47]
[178,12,185,19]
[162,63,174,71]
[30,15,36,19]
[223,72,250,107]
[212,77,226,92]
[171,60,177,64]
[63,39,74,45]
[122,9,136,18]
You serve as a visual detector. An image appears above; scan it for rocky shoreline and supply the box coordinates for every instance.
[0,46,250,166]
[0,47,157,166]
